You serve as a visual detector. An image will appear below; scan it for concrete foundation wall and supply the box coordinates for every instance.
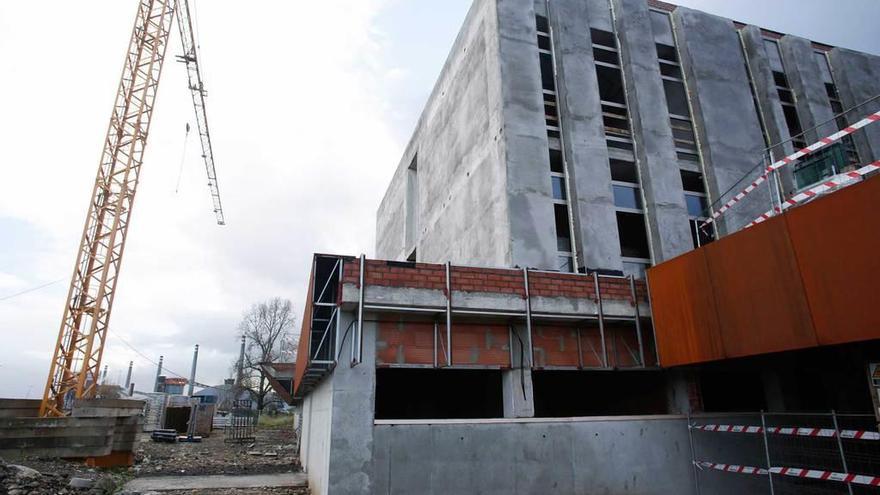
[372,416,696,494]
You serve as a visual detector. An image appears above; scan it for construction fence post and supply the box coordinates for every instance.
[832,410,855,495]
[760,411,775,495]
[687,411,701,495]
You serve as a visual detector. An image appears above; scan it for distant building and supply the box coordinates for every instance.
[155,376,187,395]
[193,379,255,411]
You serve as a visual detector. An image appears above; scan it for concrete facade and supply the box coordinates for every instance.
[375,0,880,273]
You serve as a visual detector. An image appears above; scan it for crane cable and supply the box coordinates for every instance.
[174,122,192,194]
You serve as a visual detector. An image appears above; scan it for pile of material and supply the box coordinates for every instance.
[0,458,116,494]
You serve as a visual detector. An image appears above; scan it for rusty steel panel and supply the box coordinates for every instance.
[293,267,316,396]
[786,175,880,346]
[703,218,817,358]
[647,250,724,366]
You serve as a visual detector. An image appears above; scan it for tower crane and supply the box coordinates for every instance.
[40,0,224,417]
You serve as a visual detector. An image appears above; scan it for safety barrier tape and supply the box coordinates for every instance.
[695,461,768,475]
[695,461,880,487]
[701,110,880,229]
[746,161,880,228]
[691,423,880,441]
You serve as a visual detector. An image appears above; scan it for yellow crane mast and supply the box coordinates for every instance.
[40,0,223,417]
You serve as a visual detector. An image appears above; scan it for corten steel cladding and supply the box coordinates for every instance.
[40,0,176,417]
[785,174,880,346]
[702,216,816,359]
[293,267,316,398]
[648,175,880,367]
[646,249,723,366]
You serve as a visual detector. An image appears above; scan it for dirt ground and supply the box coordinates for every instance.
[0,421,307,495]
[135,424,300,477]
[150,489,309,495]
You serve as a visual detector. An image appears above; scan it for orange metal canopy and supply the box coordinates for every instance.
[648,175,880,367]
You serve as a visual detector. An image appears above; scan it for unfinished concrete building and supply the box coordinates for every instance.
[295,0,880,493]
[375,0,880,279]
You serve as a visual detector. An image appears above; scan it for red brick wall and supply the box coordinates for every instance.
[376,321,510,368]
[342,259,647,305]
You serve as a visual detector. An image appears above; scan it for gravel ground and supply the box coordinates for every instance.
[151,489,309,495]
[134,425,300,477]
[1,423,305,495]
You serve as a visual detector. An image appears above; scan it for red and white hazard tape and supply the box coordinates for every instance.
[746,161,880,228]
[701,110,880,228]
[695,461,880,487]
[695,461,768,475]
[770,467,880,486]
[691,423,880,441]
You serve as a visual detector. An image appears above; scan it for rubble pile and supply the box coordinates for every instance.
[0,458,119,495]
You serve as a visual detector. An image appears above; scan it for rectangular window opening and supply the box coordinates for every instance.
[596,65,626,105]
[610,159,639,183]
[405,155,419,248]
[590,28,617,49]
[375,368,503,419]
[533,370,668,417]
[549,148,564,173]
[551,176,567,200]
[616,211,650,259]
[554,204,572,253]
[540,52,555,91]
[613,184,642,210]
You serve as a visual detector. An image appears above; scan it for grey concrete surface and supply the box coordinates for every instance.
[326,315,377,495]
[376,0,516,269]
[613,0,692,263]
[123,473,307,491]
[497,0,559,270]
[551,0,623,272]
[372,416,697,494]
[829,47,880,164]
[376,0,880,270]
[300,370,333,494]
[673,7,770,235]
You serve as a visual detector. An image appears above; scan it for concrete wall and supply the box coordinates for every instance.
[375,0,515,268]
[300,370,334,495]
[612,0,692,262]
[550,0,623,272]
[497,0,559,270]
[372,416,696,494]
[672,7,770,235]
[829,47,880,163]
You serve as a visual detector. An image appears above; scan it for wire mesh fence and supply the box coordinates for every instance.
[689,412,880,495]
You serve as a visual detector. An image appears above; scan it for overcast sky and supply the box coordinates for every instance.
[0,1,877,399]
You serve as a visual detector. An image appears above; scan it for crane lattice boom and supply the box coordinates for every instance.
[175,0,225,225]
[40,0,224,417]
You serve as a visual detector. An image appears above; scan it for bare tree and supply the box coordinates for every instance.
[236,297,298,410]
